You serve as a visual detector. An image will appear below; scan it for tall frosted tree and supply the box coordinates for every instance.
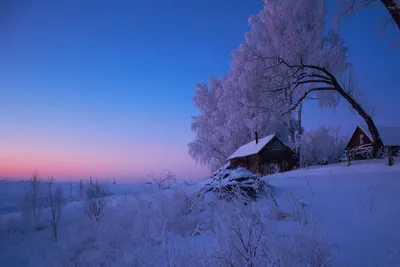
[188,77,230,171]
[188,74,288,172]
[241,0,382,149]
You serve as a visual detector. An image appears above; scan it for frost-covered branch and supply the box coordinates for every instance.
[338,0,400,32]
[282,87,337,115]
[265,55,383,149]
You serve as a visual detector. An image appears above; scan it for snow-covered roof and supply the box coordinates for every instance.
[227,134,276,160]
[359,125,400,146]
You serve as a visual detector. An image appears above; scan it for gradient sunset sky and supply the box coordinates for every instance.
[0,0,399,182]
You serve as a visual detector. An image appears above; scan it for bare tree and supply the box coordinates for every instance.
[68,181,72,200]
[47,177,64,241]
[78,179,85,200]
[23,169,42,224]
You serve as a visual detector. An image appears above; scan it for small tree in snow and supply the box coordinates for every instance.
[22,169,43,225]
[68,181,72,200]
[46,177,64,241]
[77,179,85,200]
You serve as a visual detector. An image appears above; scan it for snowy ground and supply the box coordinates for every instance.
[1,160,399,266]
[268,161,400,267]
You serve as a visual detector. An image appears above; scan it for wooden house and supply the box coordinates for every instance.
[226,133,296,174]
[345,125,400,160]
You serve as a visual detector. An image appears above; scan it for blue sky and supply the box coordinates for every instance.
[0,0,398,181]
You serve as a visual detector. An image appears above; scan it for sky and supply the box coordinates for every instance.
[0,0,399,182]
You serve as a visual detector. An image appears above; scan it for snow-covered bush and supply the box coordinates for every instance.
[198,168,266,201]
[299,126,347,167]
[84,178,111,221]
[264,162,282,175]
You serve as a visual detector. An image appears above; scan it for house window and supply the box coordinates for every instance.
[360,134,364,145]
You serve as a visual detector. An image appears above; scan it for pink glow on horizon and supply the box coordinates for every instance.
[1,140,211,182]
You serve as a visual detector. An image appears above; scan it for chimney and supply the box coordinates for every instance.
[255,131,259,144]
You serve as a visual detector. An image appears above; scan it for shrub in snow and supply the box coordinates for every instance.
[213,210,269,266]
[149,170,177,190]
[264,162,282,175]
[84,178,111,221]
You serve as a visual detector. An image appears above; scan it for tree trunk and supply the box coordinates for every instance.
[333,82,383,152]
[295,63,384,153]
[288,116,295,144]
[381,0,400,31]
[287,89,296,144]
[346,150,352,166]
[388,146,394,166]
[297,101,303,140]
[296,102,303,166]
[53,225,58,241]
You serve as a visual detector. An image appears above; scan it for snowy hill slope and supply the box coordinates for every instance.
[267,162,400,267]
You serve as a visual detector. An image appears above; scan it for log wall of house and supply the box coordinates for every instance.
[259,145,295,171]
[230,154,259,171]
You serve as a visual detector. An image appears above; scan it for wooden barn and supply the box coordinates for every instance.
[227,133,296,175]
[345,125,400,160]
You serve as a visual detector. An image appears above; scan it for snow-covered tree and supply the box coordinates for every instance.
[188,77,230,171]
[299,126,347,167]
[188,74,289,172]
[228,41,301,144]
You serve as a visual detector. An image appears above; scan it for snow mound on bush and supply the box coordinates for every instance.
[196,168,266,200]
